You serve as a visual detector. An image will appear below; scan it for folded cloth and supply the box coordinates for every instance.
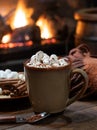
[68,44,97,99]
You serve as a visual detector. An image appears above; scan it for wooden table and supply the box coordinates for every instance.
[0,98,97,130]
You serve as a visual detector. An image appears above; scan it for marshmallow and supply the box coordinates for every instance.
[43,53,49,59]
[58,59,68,66]
[49,54,58,65]
[0,70,4,73]
[5,69,11,74]
[0,69,25,82]
[30,55,37,64]
[27,51,68,68]
[35,61,41,66]
[19,73,25,81]
[42,58,49,65]
[0,71,6,79]
[7,71,19,79]
[42,54,50,65]
[52,63,59,67]
[36,51,44,61]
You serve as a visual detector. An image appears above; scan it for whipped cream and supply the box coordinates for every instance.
[27,51,68,68]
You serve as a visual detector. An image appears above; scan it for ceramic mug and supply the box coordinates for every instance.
[24,58,88,113]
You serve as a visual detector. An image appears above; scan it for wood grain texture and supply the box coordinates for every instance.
[0,101,96,130]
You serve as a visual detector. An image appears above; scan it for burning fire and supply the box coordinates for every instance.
[11,0,34,29]
[0,0,34,48]
[36,15,55,39]
[0,0,57,49]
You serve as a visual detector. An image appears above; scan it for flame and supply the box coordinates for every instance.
[2,34,11,43]
[36,15,54,39]
[11,0,34,29]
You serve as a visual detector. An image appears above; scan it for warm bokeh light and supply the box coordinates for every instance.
[2,34,11,43]
[11,0,34,29]
[0,0,58,49]
[36,15,54,39]
[0,41,33,49]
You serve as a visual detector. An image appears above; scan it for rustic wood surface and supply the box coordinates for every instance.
[0,99,97,130]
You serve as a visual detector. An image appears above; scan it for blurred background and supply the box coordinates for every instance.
[0,0,97,71]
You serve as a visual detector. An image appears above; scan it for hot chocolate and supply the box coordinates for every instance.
[24,51,88,113]
[26,51,69,68]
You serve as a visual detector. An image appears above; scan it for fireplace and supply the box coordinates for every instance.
[0,0,96,71]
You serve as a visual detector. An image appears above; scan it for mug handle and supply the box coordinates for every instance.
[66,68,88,106]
